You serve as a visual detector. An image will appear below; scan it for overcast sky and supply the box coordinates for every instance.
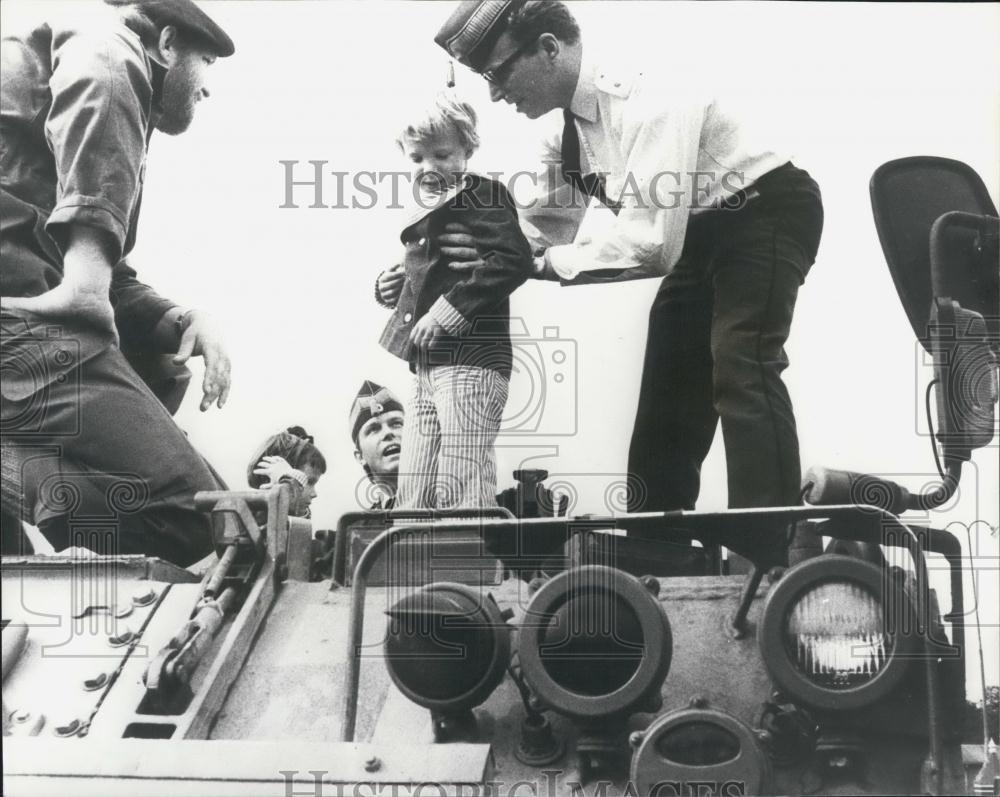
[3,0,998,692]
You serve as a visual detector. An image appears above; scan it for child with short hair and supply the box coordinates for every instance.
[375,90,533,509]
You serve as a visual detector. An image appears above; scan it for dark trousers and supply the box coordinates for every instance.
[627,163,824,517]
[2,317,223,565]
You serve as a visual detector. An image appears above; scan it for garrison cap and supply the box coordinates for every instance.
[350,381,404,445]
[105,0,235,57]
[434,0,527,73]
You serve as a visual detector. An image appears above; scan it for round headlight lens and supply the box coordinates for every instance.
[518,566,672,720]
[383,583,509,712]
[784,582,889,689]
[539,593,644,696]
[758,555,918,711]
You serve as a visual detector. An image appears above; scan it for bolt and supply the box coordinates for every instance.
[500,607,515,622]
[11,709,31,724]
[364,756,381,773]
[53,719,81,738]
[83,673,109,692]
[114,604,133,619]
[640,575,661,597]
[629,731,644,748]
[132,587,157,607]
[689,695,709,709]
[108,629,135,647]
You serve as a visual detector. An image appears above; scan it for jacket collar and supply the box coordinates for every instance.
[400,173,474,235]
[569,46,599,123]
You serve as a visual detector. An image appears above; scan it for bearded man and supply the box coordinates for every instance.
[1,0,235,565]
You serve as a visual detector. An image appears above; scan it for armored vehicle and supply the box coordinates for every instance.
[3,157,998,796]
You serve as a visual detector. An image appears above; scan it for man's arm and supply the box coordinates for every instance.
[541,96,707,284]
[1,30,151,329]
[1,224,116,334]
[426,180,534,338]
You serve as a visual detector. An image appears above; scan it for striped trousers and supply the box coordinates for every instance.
[396,365,508,510]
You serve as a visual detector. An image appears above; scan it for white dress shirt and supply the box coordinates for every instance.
[520,49,789,283]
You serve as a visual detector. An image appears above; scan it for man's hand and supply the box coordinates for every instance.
[0,281,115,335]
[377,264,405,306]
[0,225,116,338]
[173,310,232,411]
[438,222,484,272]
[409,314,443,352]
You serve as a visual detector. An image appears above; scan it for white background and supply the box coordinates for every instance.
[3,1,999,695]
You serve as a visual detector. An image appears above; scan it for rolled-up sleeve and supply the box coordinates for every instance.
[43,31,150,261]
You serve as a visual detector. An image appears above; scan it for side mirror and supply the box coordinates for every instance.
[929,298,997,462]
[928,211,999,462]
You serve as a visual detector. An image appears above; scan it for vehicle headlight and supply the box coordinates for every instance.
[384,582,510,714]
[759,555,918,710]
[630,705,770,797]
[518,566,671,720]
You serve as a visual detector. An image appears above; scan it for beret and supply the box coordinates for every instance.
[105,0,235,57]
[434,0,526,73]
[350,380,404,444]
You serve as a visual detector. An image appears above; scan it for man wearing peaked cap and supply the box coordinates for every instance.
[435,2,824,562]
[350,381,405,510]
[0,0,235,564]
[104,0,235,58]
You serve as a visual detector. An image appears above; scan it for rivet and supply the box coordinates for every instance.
[11,709,31,724]
[364,756,381,772]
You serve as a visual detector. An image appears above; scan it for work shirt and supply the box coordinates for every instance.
[1,9,176,344]
[520,49,790,284]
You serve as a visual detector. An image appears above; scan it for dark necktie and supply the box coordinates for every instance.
[561,109,621,214]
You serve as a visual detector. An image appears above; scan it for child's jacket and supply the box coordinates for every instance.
[379,174,533,378]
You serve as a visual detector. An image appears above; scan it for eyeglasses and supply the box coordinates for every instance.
[481,38,536,86]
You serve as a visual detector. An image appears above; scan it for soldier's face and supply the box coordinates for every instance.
[483,32,558,120]
[355,411,405,479]
[157,44,216,135]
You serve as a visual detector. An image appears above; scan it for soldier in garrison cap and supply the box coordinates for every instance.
[350,381,405,510]
[436,1,824,562]
[0,0,235,564]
